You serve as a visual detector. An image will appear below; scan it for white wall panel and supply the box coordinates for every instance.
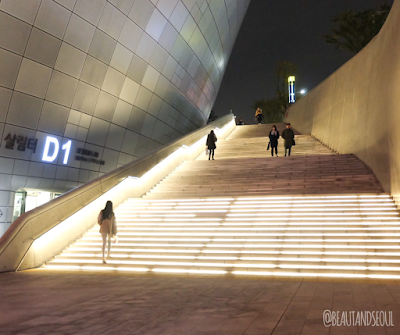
[0,49,22,89]
[0,11,31,55]
[74,0,107,26]
[64,14,96,53]
[0,88,13,123]
[34,0,71,39]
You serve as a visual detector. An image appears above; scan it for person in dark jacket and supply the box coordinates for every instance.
[206,130,217,160]
[269,125,280,157]
[281,123,295,157]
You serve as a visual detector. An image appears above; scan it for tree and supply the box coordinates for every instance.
[323,3,391,54]
[252,60,298,123]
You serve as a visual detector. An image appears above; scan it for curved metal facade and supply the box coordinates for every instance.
[0,0,251,233]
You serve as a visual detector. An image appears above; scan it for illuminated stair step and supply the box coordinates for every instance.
[64,247,400,257]
[128,196,392,202]
[156,179,379,185]
[87,229,400,236]
[45,260,400,276]
[57,252,400,263]
[60,250,400,260]
[135,204,394,209]
[71,242,400,250]
[102,222,400,227]
[116,211,399,215]
[84,232,400,237]
[79,237,400,243]
[55,253,400,265]
[116,206,396,211]
[43,265,400,279]
[146,192,386,198]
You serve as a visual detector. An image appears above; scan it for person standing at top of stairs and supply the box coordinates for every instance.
[206,130,217,160]
[255,108,264,124]
[282,123,295,157]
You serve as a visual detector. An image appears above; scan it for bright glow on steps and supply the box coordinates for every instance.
[73,242,400,249]
[65,247,400,257]
[44,265,400,279]
[45,265,149,272]
[48,259,400,271]
[80,236,400,242]
[59,253,400,264]
[232,271,400,279]
[46,194,400,279]
[81,231,400,242]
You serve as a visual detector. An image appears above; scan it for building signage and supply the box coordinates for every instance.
[75,148,105,165]
[42,136,71,164]
[4,134,38,153]
[3,134,105,165]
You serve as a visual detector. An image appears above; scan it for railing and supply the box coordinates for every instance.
[0,114,236,272]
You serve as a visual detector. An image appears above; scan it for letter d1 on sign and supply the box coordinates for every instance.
[42,136,72,164]
[42,136,59,162]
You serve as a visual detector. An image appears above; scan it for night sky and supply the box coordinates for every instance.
[213,0,394,124]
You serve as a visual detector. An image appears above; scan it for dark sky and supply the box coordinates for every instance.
[213,0,393,124]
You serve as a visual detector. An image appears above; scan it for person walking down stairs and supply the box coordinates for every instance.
[282,123,295,157]
[269,125,280,157]
[206,130,217,160]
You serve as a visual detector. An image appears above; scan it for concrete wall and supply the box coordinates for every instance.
[286,0,400,201]
[0,0,251,235]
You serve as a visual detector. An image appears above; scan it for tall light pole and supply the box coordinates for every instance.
[288,76,295,103]
[288,76,307,103]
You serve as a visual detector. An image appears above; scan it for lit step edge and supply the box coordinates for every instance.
[92,227,400,231]
[56,254,400,264]
[83,233,400,238]
[64,248,400,256]
[128,195,391,201]
[46,260,400,273]
[78,238,400,243]
[71,243,400,249]
[116,208,397,213]
[44,265,225,275]
[118,203,395,208]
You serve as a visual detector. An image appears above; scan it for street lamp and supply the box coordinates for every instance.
[288,76,295,103]
[288,76,307,103]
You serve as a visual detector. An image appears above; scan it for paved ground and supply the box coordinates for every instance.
[1,271,400,334]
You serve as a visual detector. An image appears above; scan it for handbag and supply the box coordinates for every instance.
[292,139,296,146]
[267,142,270,150]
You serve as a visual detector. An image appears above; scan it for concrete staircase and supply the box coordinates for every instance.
[46,125,400,279]
[146,125,382,198]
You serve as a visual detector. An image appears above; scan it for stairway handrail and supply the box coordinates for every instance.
[0,113,235,272]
